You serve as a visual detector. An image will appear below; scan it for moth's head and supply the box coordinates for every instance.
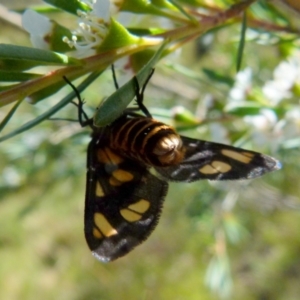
[153,133,184,165]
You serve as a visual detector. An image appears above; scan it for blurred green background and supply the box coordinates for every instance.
[1,1,300,299]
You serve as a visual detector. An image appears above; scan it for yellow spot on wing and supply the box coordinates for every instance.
[120,199,150,222]
[128,199,150,213]
[200,161,232,174]
[212,161,231,173]
[95,182,104,197]
[94,213,118,237]
[109,176,122,186]
[112,169,134,182]
[93,227,103,239]
[221,149,254,164]
[199,164,218,174]
[242,151,255,158]
[120,209,142,222]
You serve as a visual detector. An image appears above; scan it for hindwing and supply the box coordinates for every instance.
[84,131,168,262]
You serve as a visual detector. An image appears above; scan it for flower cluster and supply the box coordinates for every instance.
[22,0,119,57]
[63,0,118,57]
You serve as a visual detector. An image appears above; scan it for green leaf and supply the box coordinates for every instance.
[251,0,289,25]
[130,49,158,72]
[152,0,177,10]
[236,12,247,72]
[0,44,81,69]
[202,68,234,86]
[225,102,263,116]
[127,27,166,36]
[120,0,188,21]
[43,0,90,15]
[94,42,167,127]
[0,71,40,81]
[0,84,18,92]
[176,0,203,6]
[97,18,141,52]
[14,5,60,14]
[0,99,23,133]
[168,0,197,22]
[172,107,199,126]
[47,22,74,52]
[121,0,171,15]
[0,59,42,72]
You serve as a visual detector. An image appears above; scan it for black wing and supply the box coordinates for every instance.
[84,136,168,262]
[155,135,281,182]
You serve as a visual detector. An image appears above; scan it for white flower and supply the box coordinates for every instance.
[244,108,280,150]
[22,9,53,50]
[244,108,277,131]
[63,0,118,57]
[278,108,300,146]
[228,67,252,102]
[262,54,300,105]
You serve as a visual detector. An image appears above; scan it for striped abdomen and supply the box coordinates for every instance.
[109,116,184,166]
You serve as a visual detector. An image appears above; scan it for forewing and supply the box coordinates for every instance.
[84,136,168,262]
[155,135,281,182]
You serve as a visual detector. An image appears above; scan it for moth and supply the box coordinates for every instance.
[65,70,281,262]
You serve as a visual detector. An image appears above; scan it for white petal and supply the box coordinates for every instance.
[29,35,49,50]
[22,9,52,35]
[93,0,110,21]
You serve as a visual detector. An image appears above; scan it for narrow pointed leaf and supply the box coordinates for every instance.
[93,42,167,127]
